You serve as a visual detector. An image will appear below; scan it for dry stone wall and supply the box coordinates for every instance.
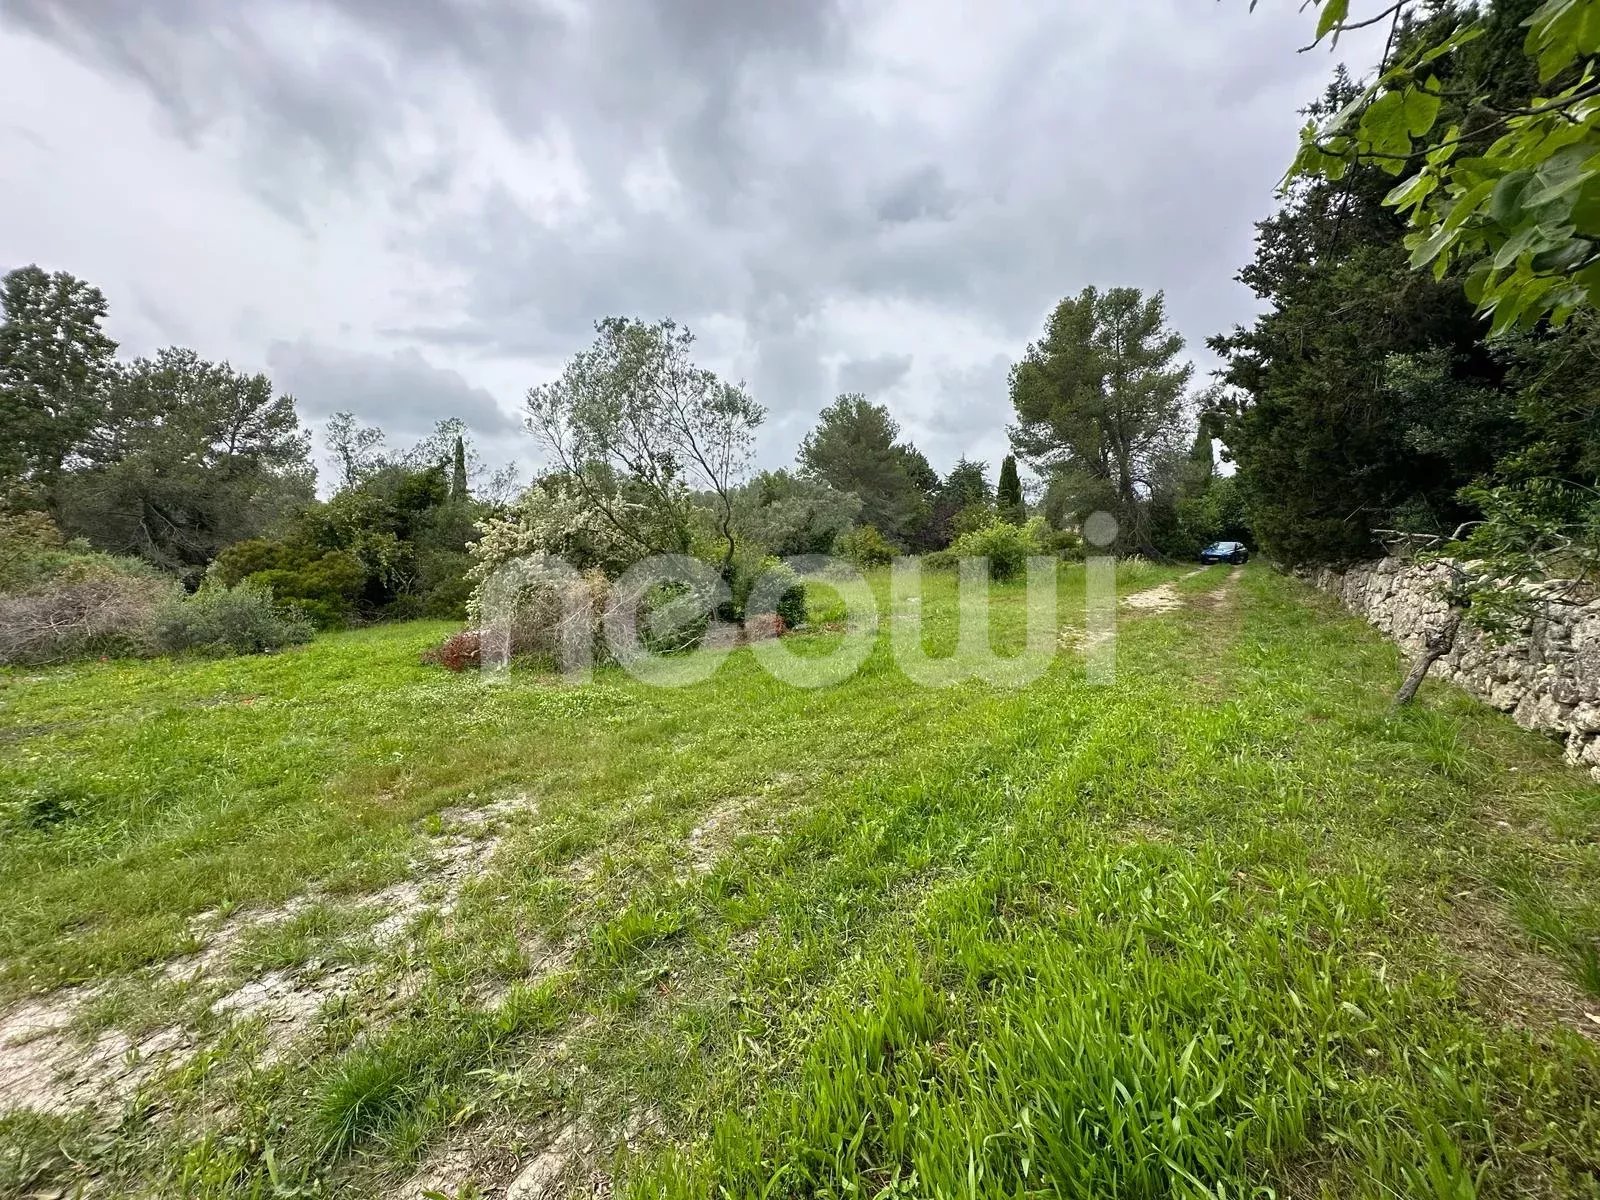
[1302,558,1600,781]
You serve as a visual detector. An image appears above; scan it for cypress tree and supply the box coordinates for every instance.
[997,454,1025,525]
[450,435,469,501]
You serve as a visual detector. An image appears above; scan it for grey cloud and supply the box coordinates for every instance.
[9,1,414,222]
[6,0,1389,479]
[876,166,959,226]
[915,355,1014,469]
[8,0,842,224]
[837,353,913,397]
[392,184,751,357]
[266,340,521,445]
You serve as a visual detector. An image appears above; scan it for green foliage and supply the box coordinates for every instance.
[723,541,807,626]
[213,539,365,628]
[56,347,315,583]
[0,510,77,592]
[1287,0,1600,332]
[638,580,714,656]
[526,317,764,569]
[0,266,117,507]
[950,517,1049,581]
[940,458,991,511]
[773,569,807,629]
[214,463,477,627]
[799,396,936,547]
[1222,19,1600,575]
[450,435,469,501]
[1449,474,1600,633]
[1037,523,1085,560]
[152,580,314,656]
[1010,286,1191,553]
[732,470,862,557]
[928,458,993,547]
[834,524,897,567]
[413,548,475,618]
[1176,474,1252,553]
[949,502,995,540]
[1211,64,1519,565]
[996,454,1026,524]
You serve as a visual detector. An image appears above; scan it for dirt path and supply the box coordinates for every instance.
[1120,565,1237,614]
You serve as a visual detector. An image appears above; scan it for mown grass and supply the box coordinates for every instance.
[2,562,1598,1199]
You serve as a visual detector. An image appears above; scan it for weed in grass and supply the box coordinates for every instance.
[1509,886,1600,999]
[314,1040,425,1159]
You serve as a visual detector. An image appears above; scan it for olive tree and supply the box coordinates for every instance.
[525,318,764,575]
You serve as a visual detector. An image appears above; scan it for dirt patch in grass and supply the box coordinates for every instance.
[1119,567,1239,615]
[400,1104,660,1199]
[0,792,537,1118]
[1122,582,1185,613]
[0,987,192,1117]
[1437,890,1600,1042]
[684,798,757,877]
[1188,566,1244,611]
[680,773,802,879]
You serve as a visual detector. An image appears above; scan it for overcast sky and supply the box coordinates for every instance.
[0,1,1382,490]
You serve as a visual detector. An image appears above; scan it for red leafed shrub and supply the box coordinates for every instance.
[742,612,787,642]
[421,630,481,672]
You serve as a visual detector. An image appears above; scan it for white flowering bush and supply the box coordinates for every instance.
[466,478,632,621]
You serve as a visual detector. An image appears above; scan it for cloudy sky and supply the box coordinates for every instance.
[0,1,1381,489]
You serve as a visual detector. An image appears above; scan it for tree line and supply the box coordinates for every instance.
[9,0,1597,667]
[1,258,1247,659]
[1215,0,1598,602]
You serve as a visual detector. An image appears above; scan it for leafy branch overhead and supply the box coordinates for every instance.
[1283,0,1600,334]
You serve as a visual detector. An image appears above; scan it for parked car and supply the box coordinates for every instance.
[1200,541,1249,565]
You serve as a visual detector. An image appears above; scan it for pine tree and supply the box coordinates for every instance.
[997,454,1025,525]
[1009,286,1191,552]
[798,395,934,547]
[0,266,118,509]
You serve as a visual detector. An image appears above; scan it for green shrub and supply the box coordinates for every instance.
[950,519,1050,581]
[773,563,807,630]
[720,537,772,618]
[0,511,78,592]
[950,503,995,540]
[835,525,896,568]
[637,579,712,656]
[728,552,807,628]
[416,549,474,618]
[153,581,314,656]
[922,548,958,571]
[214,541,365,629]
[1040,524,1085,560]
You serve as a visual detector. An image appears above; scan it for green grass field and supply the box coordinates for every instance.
[2,563,1598,1199]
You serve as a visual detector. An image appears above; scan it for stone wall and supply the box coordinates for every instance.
[1302,558,1600,780]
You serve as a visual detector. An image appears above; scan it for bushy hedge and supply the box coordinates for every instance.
[834,525,896,568]
[949,517,1067,581]
[153,581,314,656]
[213,539,365,628]
[0,513,314,665]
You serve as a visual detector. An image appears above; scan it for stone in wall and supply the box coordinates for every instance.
[1302,557,1600,782]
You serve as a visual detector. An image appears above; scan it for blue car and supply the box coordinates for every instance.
[1200,541,1249,565]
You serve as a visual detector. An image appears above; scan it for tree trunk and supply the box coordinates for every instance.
[1390,607,1463,712]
